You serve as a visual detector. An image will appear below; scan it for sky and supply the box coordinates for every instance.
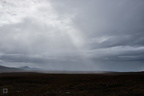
[0,0,144,72]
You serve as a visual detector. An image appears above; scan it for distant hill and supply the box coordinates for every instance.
[19,66,40,71]
[0,65,24,73]
[19,66,30,70]
[1,65,144,74]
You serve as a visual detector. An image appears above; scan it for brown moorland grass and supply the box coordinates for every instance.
[0,72,144,96]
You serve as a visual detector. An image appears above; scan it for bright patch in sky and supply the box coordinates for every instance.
[0,0,86,54]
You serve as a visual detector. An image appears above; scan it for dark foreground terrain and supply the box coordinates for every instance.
[0,72,144,96]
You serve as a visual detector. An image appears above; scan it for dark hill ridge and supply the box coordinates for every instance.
[0,65,24,72]
[20,66,30,69]
[1,65,144,74]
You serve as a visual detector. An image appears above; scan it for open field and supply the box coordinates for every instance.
[0,72,144,96]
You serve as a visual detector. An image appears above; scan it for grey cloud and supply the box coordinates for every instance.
[52,0,144,50]
[0,54,49,64]
[0,53,87,64]
[0,18,79,55]
[87,46,144,61]
[0,0,144,71]
[67,0,144,61]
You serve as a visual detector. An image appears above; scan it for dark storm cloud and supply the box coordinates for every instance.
[73,0,144,48]
[60,0,144,61]
[51,0,144,50]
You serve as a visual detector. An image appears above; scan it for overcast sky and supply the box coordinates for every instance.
[0,0,144,72]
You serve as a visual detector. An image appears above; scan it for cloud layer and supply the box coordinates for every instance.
[0,0,144,71]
